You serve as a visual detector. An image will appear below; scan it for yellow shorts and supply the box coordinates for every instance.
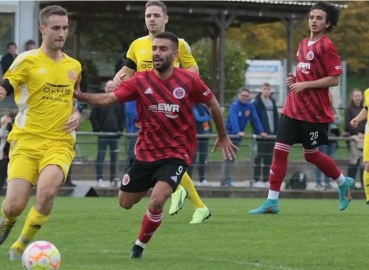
[7,138,75,186]
[364,135,369,163]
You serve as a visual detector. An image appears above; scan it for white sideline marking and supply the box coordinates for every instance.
[206,257,306,270]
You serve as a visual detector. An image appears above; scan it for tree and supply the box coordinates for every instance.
[191,38,247,103]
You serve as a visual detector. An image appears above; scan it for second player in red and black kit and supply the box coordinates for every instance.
[249,1,355,215]
[73,31,237,259]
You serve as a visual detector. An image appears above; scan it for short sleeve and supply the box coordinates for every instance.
[126,41,137,64]
[323,42,342,76]
[113,75,139,104]
[178,39,197,69]
[4,54,29,89]
[191,77,214,103]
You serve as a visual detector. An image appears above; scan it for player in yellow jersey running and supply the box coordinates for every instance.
[113,1,210,224]
[351,88,369,204]
[0,5,81,260]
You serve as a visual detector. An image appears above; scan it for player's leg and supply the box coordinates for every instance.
[0,141,38,247]
[109,137,118,185]
[130,158,186,259]
[8,141,75,259]
[253,139,263,184]
[362,135,369,204]
[118,157,154,210]
[95,136,108,187]
[301,123,354,211]
[249,115,296,214]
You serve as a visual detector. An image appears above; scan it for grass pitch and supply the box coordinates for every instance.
[0,197,367,270]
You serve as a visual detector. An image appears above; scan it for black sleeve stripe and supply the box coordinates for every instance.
[125,58,137,71]
[1,79,14,96]
[365,106,368,110]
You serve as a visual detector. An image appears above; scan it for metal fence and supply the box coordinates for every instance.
[71,132,362,190]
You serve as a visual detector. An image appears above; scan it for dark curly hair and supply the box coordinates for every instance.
[309,1,341,32]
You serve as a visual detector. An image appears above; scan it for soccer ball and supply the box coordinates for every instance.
[22,241,61,270]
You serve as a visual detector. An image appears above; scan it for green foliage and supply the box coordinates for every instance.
[191,38,247,103]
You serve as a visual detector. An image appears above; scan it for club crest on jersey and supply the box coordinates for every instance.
[68,70,76,81]
[122,174,130,186]
[306,51,314,61]
[173,87,185,99]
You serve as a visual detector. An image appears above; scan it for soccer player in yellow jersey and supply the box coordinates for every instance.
[113,1,211,224]
[0,5,81,260]
[351,88,369,204]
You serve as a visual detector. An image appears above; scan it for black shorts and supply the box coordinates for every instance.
[120,157,187,193]
[276,115,329,149]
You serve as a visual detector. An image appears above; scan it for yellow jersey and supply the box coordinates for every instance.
[4,49,81,141]
[126,35,197,72]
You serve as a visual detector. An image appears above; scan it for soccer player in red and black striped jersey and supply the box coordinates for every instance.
[73,31,237,258]
[249,1,355,215]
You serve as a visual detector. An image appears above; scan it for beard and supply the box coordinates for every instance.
[153,56,172,72]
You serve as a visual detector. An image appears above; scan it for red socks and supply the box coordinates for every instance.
[269,143,291,192]
[303,148,341,179]
[137,209,163,246]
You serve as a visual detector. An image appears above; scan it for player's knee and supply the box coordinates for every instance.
[2,202,24,217]
[304,153,315,163]
[36,188,56,206]
[119,199,134,210]
[148,194,166,212]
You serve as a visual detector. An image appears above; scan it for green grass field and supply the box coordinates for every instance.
[0,197,367,270]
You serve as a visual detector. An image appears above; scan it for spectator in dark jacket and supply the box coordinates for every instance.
[187,103,212,186]
[252,83,280,188]
[0,115,12,193]
[90,80,125,187]
[1,42,17,75]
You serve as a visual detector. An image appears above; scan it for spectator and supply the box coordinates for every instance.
[1,42,17,75]
[344,88,366,187]
[89,80,125,187]
[0,115,12,193]
[315,91,341,190]
[252,83,280,188]
[25,40,36,51]
[221,88,267,187]
[124,100,139,173]
[188,103,212,186]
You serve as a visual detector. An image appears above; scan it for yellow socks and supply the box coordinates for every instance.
[11,206,49,250]
[180,173,205,209]
[363,171,369,201]
[1,206,17,222]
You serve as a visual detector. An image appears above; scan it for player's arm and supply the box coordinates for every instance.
[351,108,367,127]
[74,76,138,107]
[178,39,199,74]
[113,43,137,85]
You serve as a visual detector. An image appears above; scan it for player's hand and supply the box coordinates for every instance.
[290,82,306,94]
[237,132,245,137]
[350,118,358,128]
[286,73,295,87]
[64,111,81,133]
[113,73,126,87]
[0,87,7,101]
[260,132,268,138]
[212,136,238,160]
